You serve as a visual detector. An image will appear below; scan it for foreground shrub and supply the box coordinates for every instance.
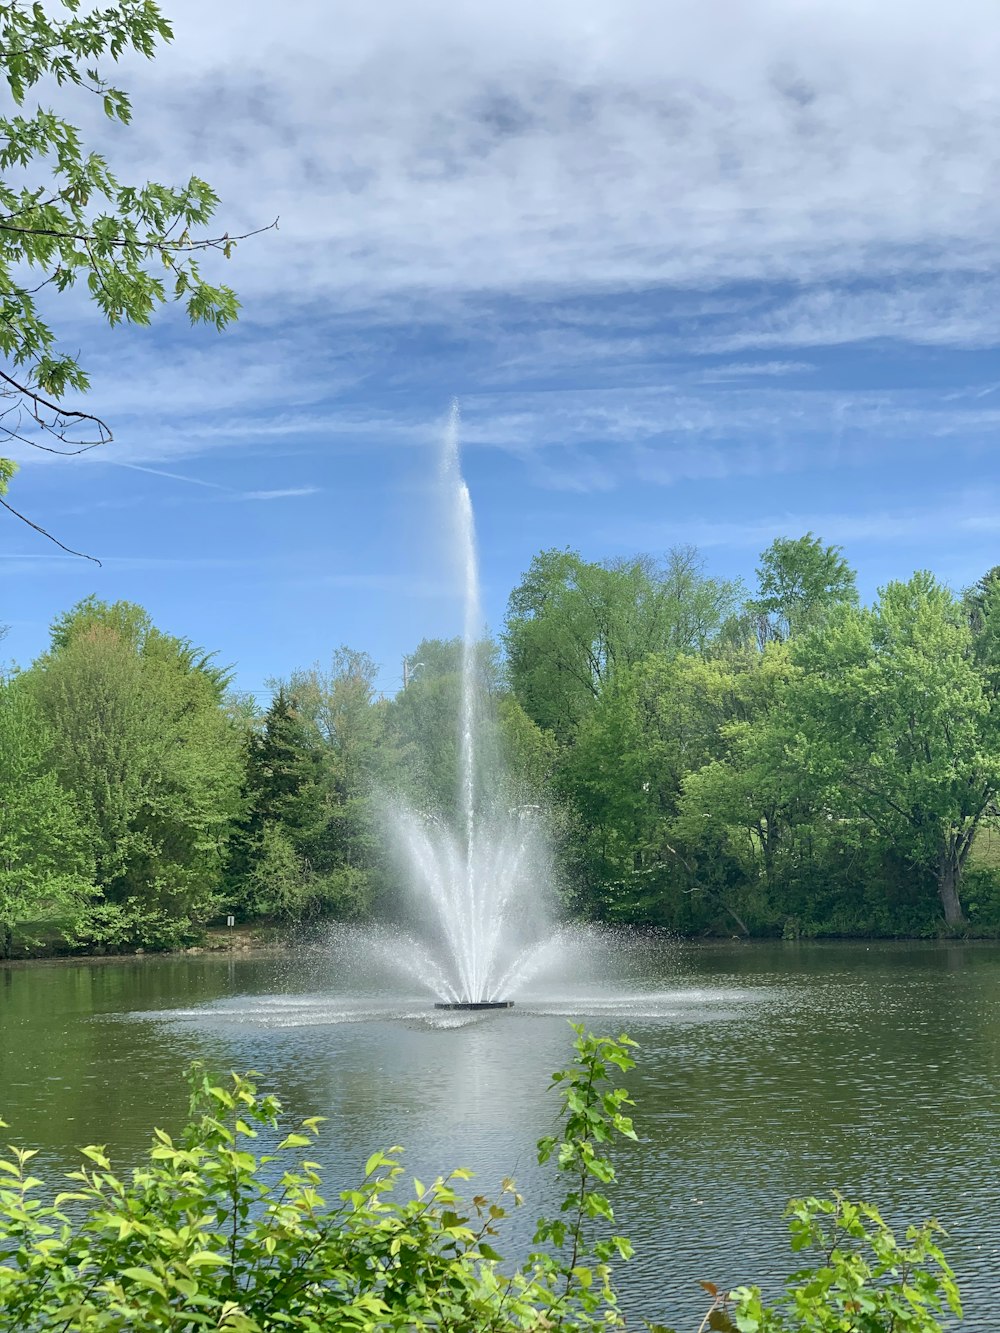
[0,1027,962,1331]
[0,1028,636,1331]
[663,1197,962,1333]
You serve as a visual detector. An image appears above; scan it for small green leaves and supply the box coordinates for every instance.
[276,1132,311,1150]
[365,1149,391,1177]
[119,1266,167,1295]
[529,1027,639,1328]
[0,0,263,502]
[694,1194,963,1333]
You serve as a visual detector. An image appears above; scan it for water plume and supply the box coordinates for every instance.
[384,403,552,1003]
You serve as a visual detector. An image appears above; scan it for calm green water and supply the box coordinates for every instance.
[2,936,997,1328]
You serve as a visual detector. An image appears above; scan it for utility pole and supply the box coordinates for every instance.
[402,656,424,689]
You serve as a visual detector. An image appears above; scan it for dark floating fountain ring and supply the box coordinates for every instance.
[434,1000,515,1010]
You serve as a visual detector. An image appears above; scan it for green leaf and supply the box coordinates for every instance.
[186,1251,226,1268]
[120,1267,167,1296]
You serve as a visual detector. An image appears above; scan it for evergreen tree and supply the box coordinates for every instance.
[226,680,374,922]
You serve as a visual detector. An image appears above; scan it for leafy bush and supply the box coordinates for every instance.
[0,1028,962,1331]
[959,864,1000,931]
[668,1196,962,1333]
[70,898,196,953]
[0,1028,637,1331]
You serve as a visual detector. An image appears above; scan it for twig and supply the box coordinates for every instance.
[0,494,100,564]
[0,217,279,251]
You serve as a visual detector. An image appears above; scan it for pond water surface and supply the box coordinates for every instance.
[1,935,996,1328]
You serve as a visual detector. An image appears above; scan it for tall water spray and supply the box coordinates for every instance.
[386,405,553,1004]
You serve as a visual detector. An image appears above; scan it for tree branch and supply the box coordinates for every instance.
[0,216,279,252]
[0,494,100,564]
[0,369,112,452]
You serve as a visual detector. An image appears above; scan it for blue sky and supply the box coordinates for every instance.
[3,0,1000,700]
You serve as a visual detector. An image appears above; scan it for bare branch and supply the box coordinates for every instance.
[0,493,100,564]
[0,368,112,451]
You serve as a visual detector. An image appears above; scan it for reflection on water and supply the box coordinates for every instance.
[2,936,998,1329]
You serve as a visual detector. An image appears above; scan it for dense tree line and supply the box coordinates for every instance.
[4,539,1000,955]
[506,541,1000,936]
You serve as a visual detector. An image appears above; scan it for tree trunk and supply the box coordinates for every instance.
[937,848,966,927]
[719,900,751,938]
[0,919,12,959]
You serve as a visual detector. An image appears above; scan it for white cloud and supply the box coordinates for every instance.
[9,0,1000,491]
[9,376,989,493]
[237,486,320,501]
[697,361,815,380]
[704,278,1000,352]
[88,0,1000,316]
[111,462,227,489]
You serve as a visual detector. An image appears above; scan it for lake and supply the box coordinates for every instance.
[1,934,995,1328]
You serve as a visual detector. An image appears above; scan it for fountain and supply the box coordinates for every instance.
[130,413,758,1041]
[384,404,554,1008]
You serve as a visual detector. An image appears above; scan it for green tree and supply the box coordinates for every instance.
[226,686,325,918]
[0,0,261,542]
[560,654,686,910]
[49,594,233,695]
[242,687,324,839]
[240,820,313,921]
[387,636,501,814]
[749,533,858,645]
[562,647,780,929]
[789,573,1000,927]
[963,563,1000,635]
[287,650,388,910]
[495,694,559,799]
[230,659,386,922]
[505,546,739,741]
[29,600,243,937]
[288,648,389,804]
[0,676,92,956]
[964,565,1000,702]
[674,644,831,933]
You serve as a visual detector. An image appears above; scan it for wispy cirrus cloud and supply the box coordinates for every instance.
[702,277,1000,353]
[237,486,320,501]
[696,361,815,381]
[111,462,227,489]
[603,494,1000,553]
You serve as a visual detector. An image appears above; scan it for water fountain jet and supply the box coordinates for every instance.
[384,404,553,1008]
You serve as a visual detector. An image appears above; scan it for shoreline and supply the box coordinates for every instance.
[0,924,292,968]
[4,926,1000,971]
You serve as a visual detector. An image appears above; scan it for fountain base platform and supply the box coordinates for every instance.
[434,1001,514,1010]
